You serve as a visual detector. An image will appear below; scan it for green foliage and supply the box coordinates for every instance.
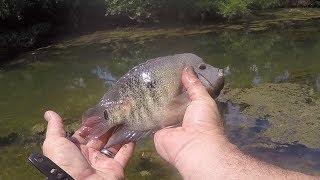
[105,0,283,21]
[106,0,158,22]
[253,0,282,9]
[0,23,51,49]
[0,0,106,54]
[217,0,281,18]
[0,0,105,29]
[311,0,320,7]
[0,0,10,19]
[106,0,201,22]
[217,0,251,18]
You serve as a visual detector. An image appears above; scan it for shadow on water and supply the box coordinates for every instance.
[0,133,19,147]
[219,101,320,175]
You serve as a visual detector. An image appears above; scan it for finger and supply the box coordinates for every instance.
[44,111,66,138]
[181,67,214,102]
[71,127,89,145]
[72,117,116,150]
[87,148,124,179]
[114,142,135,168]
[71,127,115,150]
[87,148,112,168]
[86,130,115,150]
[101,144,122,157]
[72,116,101,144]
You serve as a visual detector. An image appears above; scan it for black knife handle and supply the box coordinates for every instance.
[28,152,74,180]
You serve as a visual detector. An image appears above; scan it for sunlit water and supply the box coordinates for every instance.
[1,20,320,179]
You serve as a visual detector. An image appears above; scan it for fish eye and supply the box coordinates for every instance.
[199,64,206,70]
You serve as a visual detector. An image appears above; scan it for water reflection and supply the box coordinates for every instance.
[1,23,320,178]
[69,77,86,89]
[92,66,117,86]
[316,76,320,91]
[275,70,290,83]
[223,66,232,76]
[220,101,320,175]
[252,74,262,85]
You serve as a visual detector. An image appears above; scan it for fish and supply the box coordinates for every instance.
[80,53,224,148]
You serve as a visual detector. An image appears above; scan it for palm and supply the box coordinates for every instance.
[154,99,222,164]
[43,111,134,180]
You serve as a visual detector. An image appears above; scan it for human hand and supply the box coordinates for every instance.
[154,67,231,179]
[42,111,134,180]
[154,67,317,180]
[154,68,233,178]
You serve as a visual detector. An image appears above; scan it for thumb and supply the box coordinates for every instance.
[181,67,222,130]
[182,67,213,102]
[44,111,66,138]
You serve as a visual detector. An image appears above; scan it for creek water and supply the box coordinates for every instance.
[1,18,320,179]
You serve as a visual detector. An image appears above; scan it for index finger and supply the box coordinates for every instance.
[72,121,116,150]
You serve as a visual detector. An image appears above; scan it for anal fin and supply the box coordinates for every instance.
[105,126,154,148]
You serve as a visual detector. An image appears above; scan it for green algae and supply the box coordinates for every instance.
[31,123,46,134]
[0,144,43,179]
[126,138,181,180]
[226,83,320,149]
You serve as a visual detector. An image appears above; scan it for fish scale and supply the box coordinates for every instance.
[81,53,224,148]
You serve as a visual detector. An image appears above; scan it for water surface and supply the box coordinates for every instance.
[1,18,320,179]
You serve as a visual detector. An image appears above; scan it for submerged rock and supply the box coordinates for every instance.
[225,83,320,149]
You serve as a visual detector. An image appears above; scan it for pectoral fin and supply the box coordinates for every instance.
[105,126,154,148]
[81,98,132,141]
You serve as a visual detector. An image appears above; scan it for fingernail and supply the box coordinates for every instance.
[185,67,198,83]
[44,111,52,121]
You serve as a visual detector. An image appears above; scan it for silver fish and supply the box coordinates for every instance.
[81,53,224,148]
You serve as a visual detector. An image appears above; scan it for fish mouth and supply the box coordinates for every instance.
[79,115,122,142]
[198,69,224,98]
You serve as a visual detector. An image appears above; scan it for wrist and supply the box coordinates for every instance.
[174,135,315,180]
[175,135,236,179]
